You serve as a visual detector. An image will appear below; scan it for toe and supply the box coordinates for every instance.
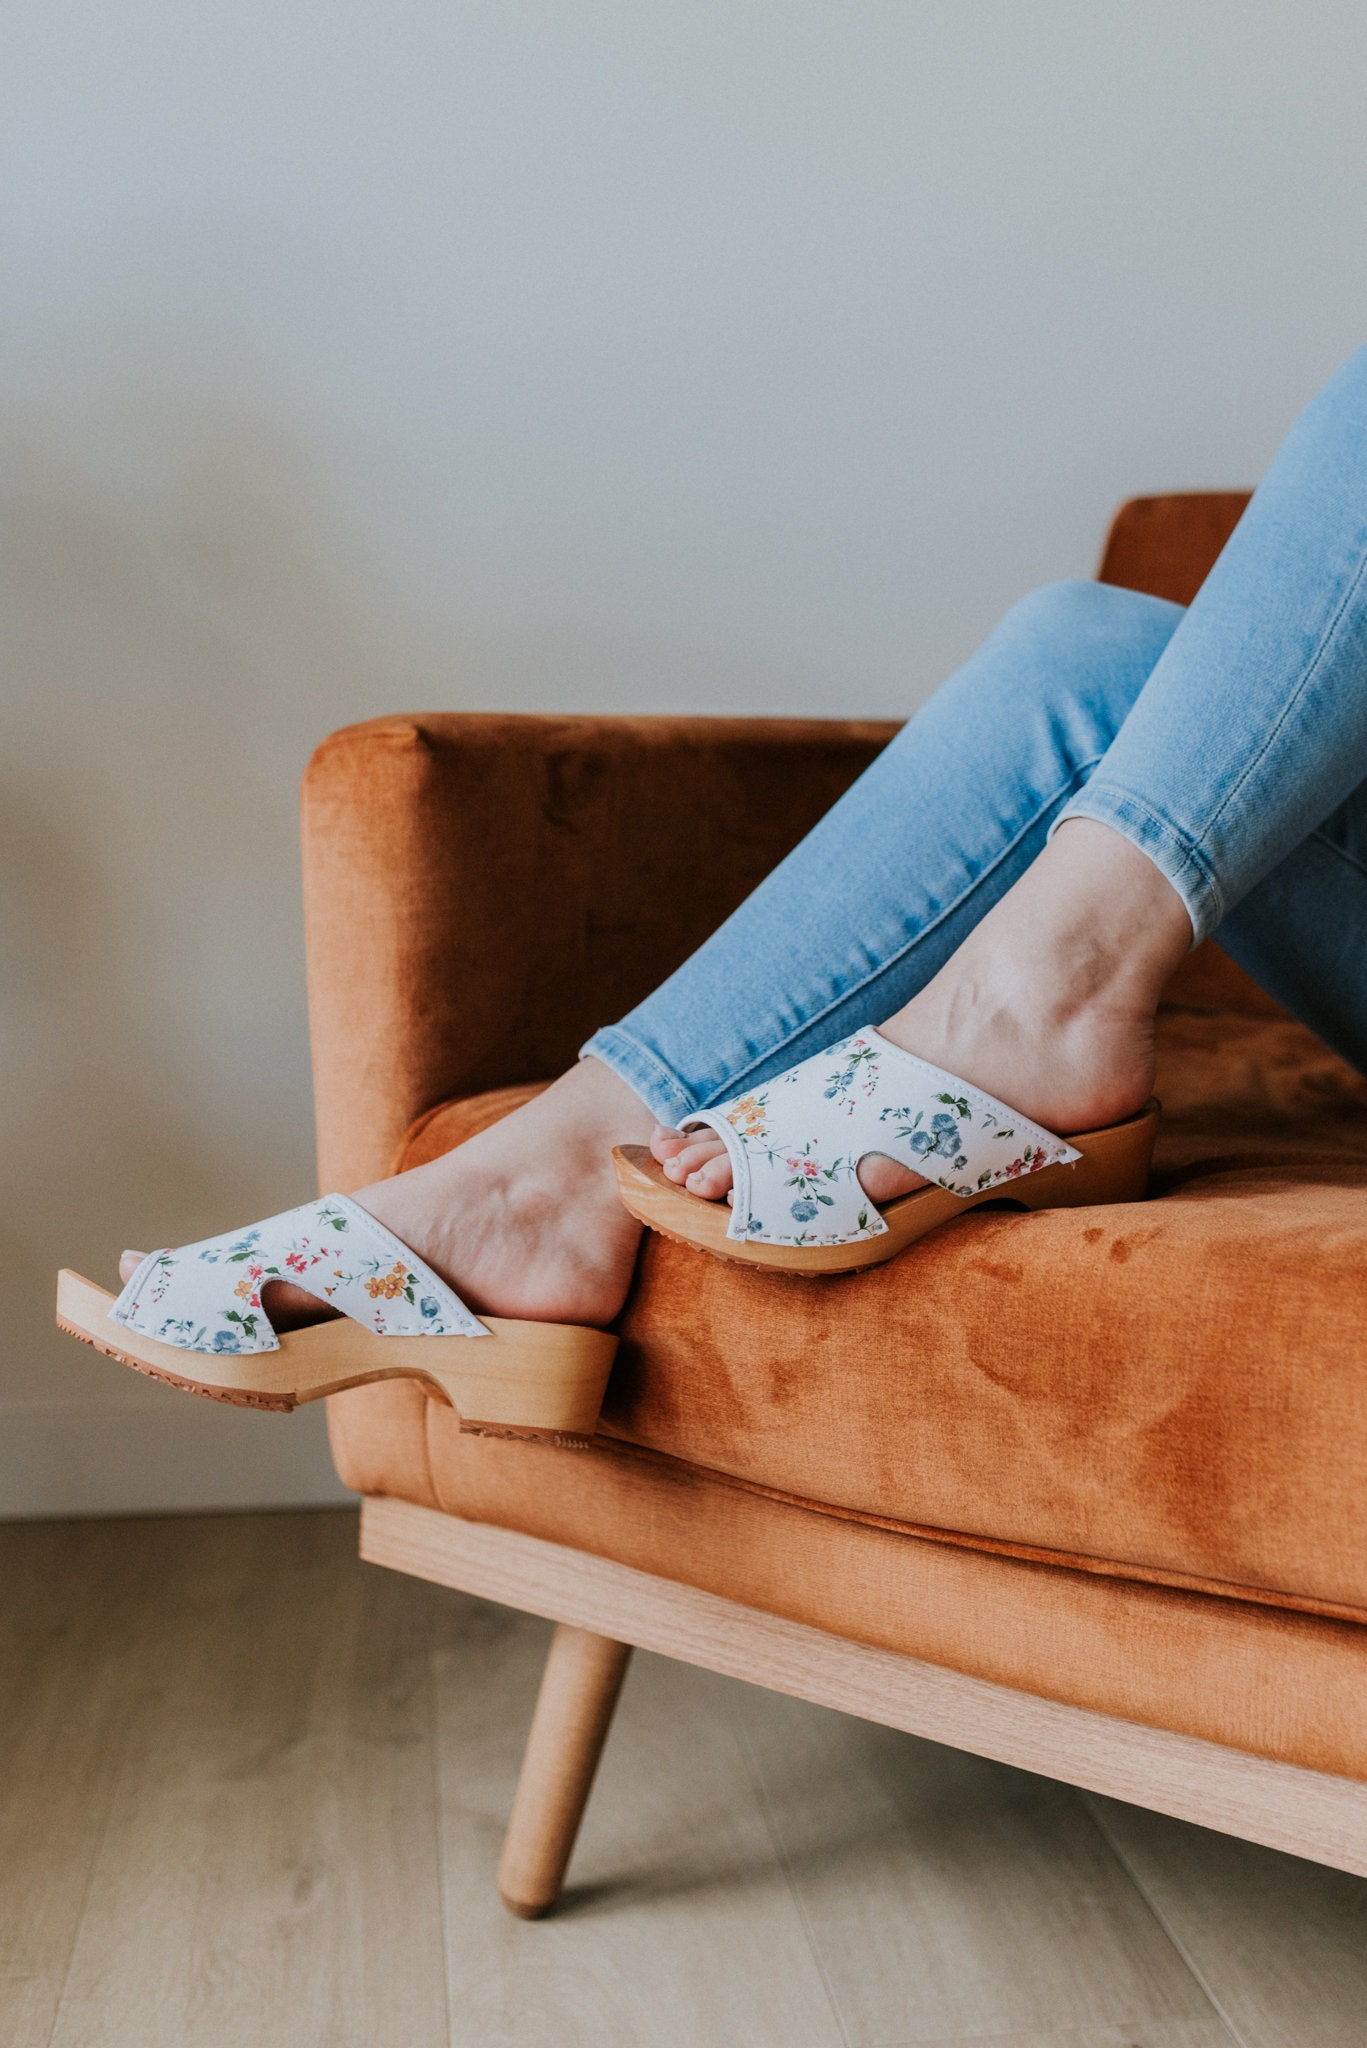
[119,1249,147,1285]
[649,1125,692,1163]
[661,1135,728,1184]
[684,1152,734,1200]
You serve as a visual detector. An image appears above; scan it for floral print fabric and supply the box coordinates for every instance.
[111,1193,487,1356]
[683,1029,1080,1249]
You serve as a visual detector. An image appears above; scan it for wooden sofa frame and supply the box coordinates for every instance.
[362,1500,1367,1916]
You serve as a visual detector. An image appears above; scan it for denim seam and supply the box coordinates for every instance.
[679,752,1109,1110]
[1197,537,1367,862]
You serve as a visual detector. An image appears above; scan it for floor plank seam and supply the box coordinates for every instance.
[727,1686,854,2048]
[41,1634,143,2048]
[428,1628,458,2048]
[862,2029,1221,2048]
[1081,1793,1251,2048]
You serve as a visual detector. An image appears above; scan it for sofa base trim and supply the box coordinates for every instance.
[359,1495,1367,1878]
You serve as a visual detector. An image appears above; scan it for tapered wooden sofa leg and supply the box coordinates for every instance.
[497,1624,633,1919]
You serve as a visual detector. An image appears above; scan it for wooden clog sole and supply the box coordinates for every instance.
[55,1270,617,1444]
[613,1099,1161,1275]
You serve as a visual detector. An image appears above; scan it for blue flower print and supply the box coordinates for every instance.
[821,1040,881,1112]
[156,1316,206,1346]
[907,1111,960,1159]
[212,1329,242,1353]
[199,1227,262,1266]
[419,1295,441,1322]
[790,1198,819,1223]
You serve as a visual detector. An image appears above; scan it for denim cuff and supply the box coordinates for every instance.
[579,1027,698,1126]
[1049,784,1217,945]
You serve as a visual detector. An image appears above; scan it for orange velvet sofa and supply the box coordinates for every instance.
[304,494,1367,1914]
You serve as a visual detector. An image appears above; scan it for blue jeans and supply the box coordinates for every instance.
[584,344,1367,1125]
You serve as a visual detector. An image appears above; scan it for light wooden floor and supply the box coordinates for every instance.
[3,1512,1364,2048]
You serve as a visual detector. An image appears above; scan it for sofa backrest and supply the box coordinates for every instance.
[1097,492,1251,607]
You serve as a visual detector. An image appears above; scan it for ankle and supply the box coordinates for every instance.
[919,823,1189,1035]
[351,1055,655,1328]
[1018,821,1192,1006]
[518,1065,655,1226]
[877,826,1187,1135]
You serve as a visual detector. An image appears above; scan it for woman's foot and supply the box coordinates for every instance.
[650,820,1192,1209]
[119,1057,656,1334]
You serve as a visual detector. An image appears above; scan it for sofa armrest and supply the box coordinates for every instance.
[301,713,898,1190]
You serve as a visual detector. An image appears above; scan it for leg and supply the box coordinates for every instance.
[126,581,1185,1320]
[618,345,1367,1207]
[585,578,1184,1127]
[885,344,1367,1138]
[1058,341,1367,941]
[118,347,1367,1308]
[648,818,1191,1210]
[587,580,1189,1203]
[1217,778,1367,1075]
[497,1625,632,1918]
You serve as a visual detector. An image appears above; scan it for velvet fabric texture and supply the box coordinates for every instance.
[328,1378,1367,1782]
[303,713,898,1192]
[397,973,1367,1624]
[306,493,1367,1781]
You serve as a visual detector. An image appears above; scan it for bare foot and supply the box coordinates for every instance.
[119,1056,656,1333]
[650,820,1191,1212]
[650,1123,925,1205]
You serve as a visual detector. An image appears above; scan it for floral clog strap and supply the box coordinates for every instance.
[110,1193,486,1356]
[682,1028,1080,1250]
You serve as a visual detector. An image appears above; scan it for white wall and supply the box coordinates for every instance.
[6,2,1367,1515]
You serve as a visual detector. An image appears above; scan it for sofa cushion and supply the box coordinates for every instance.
[328,1380,1367,1781]
[397,954,1367,1622]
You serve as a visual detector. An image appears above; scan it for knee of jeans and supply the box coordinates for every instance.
[998,576,1180,656]
[1001,577,1123,636]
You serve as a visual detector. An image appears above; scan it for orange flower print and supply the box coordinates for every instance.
[232,1259,267,1304]
[365,1261,412,1301]
[725,1092,769,1139]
